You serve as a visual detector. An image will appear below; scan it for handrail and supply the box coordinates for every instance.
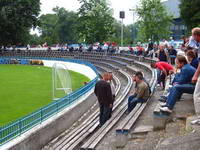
[0,57,99,146]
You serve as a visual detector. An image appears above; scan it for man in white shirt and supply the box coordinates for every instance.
[190,27,200,116]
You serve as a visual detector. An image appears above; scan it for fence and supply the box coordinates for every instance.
[0,57,99,146]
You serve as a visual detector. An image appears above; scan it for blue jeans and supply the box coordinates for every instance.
[99,104,111,126]
[166,84,195,110]
[128,94,145,112]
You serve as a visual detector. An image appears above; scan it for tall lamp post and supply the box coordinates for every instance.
[119,11,125,47]
[129,8,135,43]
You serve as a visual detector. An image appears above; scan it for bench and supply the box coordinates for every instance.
[105,59,128,68]
[110,56,134,65]
[90,60,119,71]
[115,68,157,134]
[153,75,194,130]
[80,70,133,150]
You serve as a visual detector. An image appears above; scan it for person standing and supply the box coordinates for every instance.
[107,72,115,119]
[147,39,154,58]
[168,45,177,65]
[157,44,169,62]
[94,73,113,126]
[190,28,200,116]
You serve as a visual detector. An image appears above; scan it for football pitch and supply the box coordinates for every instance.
[0,64,90,126]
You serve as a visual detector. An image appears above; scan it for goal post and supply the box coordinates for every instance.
[52,62,72,100]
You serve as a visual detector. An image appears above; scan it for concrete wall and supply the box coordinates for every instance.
[1,59,98,150]
[1,90,97,150]
[43,60,97,80]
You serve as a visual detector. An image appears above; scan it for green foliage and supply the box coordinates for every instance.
[0,0,40,45]
[109,20,134,46]
[39,14,59,45]
[136,0,172,42]
[39,7,79,45]
[0,65,90,125]
[179,0,200,31]
[28,34,41,45]
[77,0,114,43]
[54,7,79,44]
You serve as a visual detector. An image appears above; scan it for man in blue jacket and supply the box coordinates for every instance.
[160,55,196,114]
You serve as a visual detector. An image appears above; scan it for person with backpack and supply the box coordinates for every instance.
[127,71,150,113]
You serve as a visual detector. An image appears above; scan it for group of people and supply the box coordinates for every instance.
[150,27,200,116]
[94,71,150,126]
[94,27,200,126]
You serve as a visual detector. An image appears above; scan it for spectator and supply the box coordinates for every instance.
[107,72,115,119]
[190,27,200,115]
[163,39,169,47]
[129,46,134,54]
[69,46,74,52]
[94,73,113,126]
[186,50,199,69]
[169,37,175,47]
[168,45,177,65]
[160,55,196,114]
[79,44,83,52]
[182,36,189,46]
[147,39,154,58]
[151,61,174,89]
[88,44,93,52]
[157,44,169,62]
[136,45,144,56]
[187,30,200,50]
[127,71,150,113]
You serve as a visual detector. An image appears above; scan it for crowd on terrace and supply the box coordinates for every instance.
[94,27,200,126]
[148,27,200,117]
[1,27,200,126]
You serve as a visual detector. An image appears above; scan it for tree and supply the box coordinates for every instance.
[39,14,59,45]
[179,0,200,31]
[39,7,79,45]
[109,20,134,46]
[29,34,41,45]
[136,0,172,42]
[77,0,114,43]
[53,7,79,44]
[0,0,40,46]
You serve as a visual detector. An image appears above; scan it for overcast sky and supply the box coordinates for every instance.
[40,0,141,25]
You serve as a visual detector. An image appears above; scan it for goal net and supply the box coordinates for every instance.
[52,62,72,100]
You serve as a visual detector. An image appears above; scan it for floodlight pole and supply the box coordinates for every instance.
[120,11,125,47]
[121,18,124,47]
[129,8,135,42]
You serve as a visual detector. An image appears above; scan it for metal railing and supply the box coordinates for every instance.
[0,57,99,146]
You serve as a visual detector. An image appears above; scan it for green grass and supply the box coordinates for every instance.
[0,64,90,126]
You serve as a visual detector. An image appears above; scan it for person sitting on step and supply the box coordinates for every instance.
[160,55,196,114]
[186,49,199,69]
[127,71,150,113]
